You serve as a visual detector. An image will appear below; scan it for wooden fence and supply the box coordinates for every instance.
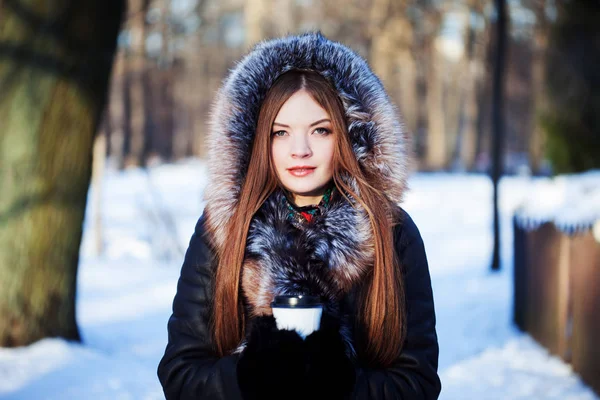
[513,218,600,395]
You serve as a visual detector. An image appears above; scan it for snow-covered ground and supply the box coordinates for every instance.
[0,159,597,400]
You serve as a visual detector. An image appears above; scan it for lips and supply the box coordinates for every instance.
[287,167,316,177]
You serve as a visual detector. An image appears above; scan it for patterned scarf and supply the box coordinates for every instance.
[283,186,335,227]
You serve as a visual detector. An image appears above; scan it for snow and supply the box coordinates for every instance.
[0,159,598,400]
[442,337,598,400]
[514,170,600,234]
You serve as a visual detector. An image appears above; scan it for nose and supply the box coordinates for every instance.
[290,134,312,158]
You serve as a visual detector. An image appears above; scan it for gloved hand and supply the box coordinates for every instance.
[236,315,307,400]
[304,310,356,400]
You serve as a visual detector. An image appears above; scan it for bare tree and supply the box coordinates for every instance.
[368,0,418,134]
[417,10,445,170]
[454,0,487,171]
[491,0,509,271]
[153,0,175,163]
[426,49,447,170]
[107,49,127,169]
[127,0,150,166]
[244,0,271,47]
[529,0,549,174]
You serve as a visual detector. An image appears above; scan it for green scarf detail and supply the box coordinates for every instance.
[283,186,335,225]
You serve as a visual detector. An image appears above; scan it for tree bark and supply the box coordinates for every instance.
[455,1,485,171]
[244,0,271,47]
[397,45,418,134]
[108,49,127,170]
[368,0,395,88]
[272,0,297,36]
[173,49,195,160]
[159,0,174,162]
[476,15,496,170]
[126,0,148,167]
[491,0,508,271]
[0,0,125,346]
[425,42,447,170]
[412,9,444,170]
[414,39,429,163]
[529,0,548,175]
[368,0,417,134]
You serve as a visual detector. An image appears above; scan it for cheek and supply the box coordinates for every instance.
[321,141,335,168]
[271,143,285,170]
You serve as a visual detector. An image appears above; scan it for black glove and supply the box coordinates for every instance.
[304,310,356,400]
[236,315,307,400]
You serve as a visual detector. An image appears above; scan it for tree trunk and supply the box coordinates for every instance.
[244,0,271,47]
[368,0,416,135]
[455,2,485,171]
[412,9,444,170]
[426,43,447,170]
[173,56,194,160]
[413,42,427,164]
[182,0,213,160]
[126,0,148,167]
[476,16,496,171]
[461,72,480,171]
[159,0,174,162]
[108,50,127,170]
[529,0,548,175]
[368,0,395,89]
[397,46,418,135]
[491,0,508,271]
[272,0,297,36]
[0,0,125,346]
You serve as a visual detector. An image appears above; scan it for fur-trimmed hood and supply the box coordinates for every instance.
[203,32,411,251]
[201,32,411,356]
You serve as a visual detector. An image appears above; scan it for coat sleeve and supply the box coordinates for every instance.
[157,214,243,400]
[350,209,442,399]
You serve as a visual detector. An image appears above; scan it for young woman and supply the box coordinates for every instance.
[158,32,441,400]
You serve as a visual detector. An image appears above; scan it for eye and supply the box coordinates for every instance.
[313,127,331,135]
[272,130,287,137]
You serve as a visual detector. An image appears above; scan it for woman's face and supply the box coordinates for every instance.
[271,89,335,207]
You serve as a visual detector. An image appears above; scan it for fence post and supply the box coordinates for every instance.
[513,216,527,330]
[514,222,571,359]
[569,231,600,395]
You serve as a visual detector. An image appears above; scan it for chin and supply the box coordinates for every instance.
[281,180,329,196]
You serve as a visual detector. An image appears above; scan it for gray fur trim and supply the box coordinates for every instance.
[240,190,373,317]
[240,189,367,358]
[203,32,410,251]
[202,31,411,358]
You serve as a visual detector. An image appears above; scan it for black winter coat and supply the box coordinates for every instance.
[157,206,441,399]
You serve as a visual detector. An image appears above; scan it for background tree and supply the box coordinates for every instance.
[543,0,600,174]
[0,0,126,346]
[453,0,487,171]
[491,0,509,271]
[414,4,444,170]
[528,0,549,175]
[93,0,560,176]
[126,0,150,167]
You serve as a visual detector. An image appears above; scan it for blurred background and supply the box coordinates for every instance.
[98,0,585,175]
[1,0,599,399]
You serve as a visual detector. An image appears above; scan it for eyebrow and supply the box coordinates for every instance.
[272,118,331,128]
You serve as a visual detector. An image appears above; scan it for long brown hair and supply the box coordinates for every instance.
[212,69,406,367]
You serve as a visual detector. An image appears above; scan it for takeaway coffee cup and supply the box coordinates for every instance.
[270,295,323,339]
